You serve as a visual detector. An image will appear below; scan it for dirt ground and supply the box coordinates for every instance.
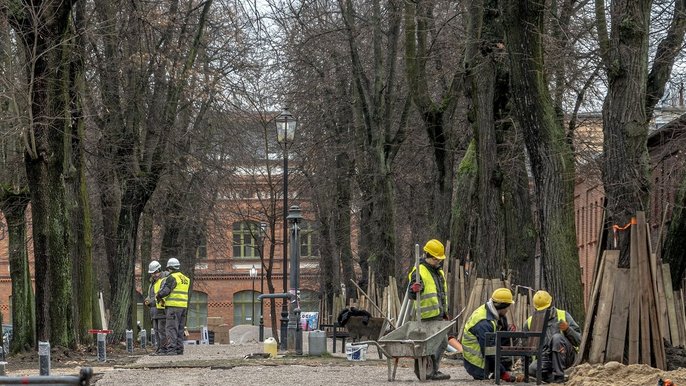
[2,341,686,385]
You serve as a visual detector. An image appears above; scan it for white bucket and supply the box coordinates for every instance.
[345,343,368,361]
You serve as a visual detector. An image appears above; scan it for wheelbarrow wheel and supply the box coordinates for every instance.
[414,356,434,380]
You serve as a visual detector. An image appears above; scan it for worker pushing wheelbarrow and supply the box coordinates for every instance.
[353,240,461,381]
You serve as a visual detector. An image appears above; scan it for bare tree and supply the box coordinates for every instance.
[596,0,686,266]
[3,0,78,347]
[501,0,584,317]
[87,0,213,340]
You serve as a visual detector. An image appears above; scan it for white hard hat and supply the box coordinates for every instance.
[148,260,162,273]
[167,258,180,269]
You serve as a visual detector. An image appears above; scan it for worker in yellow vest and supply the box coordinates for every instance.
[156,258,190,355]
[462,288,522,382]
[408,239,450,381]
[145,260,169,355]
[523,290,581,384]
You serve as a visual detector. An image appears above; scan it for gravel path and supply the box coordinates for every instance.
[89,340,540,386]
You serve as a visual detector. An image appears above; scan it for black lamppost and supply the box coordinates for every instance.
[258,222,267,341]
[286,205,303,354]
[250,265,257,326]
[276,107,296,351]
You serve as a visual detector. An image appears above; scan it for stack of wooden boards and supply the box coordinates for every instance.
[576,211,686,369]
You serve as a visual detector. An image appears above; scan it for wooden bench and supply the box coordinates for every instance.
[484,308,551,385]
[320,323,350,353]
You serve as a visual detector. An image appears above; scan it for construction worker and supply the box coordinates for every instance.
[462,287,522,382]
[156,257,190,355]
[408,239,450,381]
[144,260,168,355]
[524,290,581,383]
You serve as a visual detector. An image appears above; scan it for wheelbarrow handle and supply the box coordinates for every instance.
[450,307,466,322]
[351,340,391,358]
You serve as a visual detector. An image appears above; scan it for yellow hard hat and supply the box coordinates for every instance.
[423,239,446,260]
[533,290,553,310]
[491,288,514,304]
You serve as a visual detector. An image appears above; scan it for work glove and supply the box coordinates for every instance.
[410,282,423,293]
[559,320,569,332]
[501,371,524,383]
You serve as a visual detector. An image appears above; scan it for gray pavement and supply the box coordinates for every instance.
[90,331,543,385]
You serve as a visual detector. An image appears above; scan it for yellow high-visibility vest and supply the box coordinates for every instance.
[154,277,167,310]
[408,264,447,319]
[164,272,190,308]
[462,305,496,370]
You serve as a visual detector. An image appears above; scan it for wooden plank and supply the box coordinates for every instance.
[576,250,607,365]
[638,212,666,369]
[656,262,671,344]
[650,253,672,341]
[628,219,640,364]
[605,268,630,362]
[676,290,686,349]
[662,264,679,346]
[589,251,619,363]
[458,278,484,340]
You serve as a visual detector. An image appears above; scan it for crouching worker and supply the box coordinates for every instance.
[408,239,450,381]
[462,288,522,383]
[525,290,581,383]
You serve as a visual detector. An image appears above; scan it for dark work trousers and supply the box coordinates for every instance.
[164,306,187,354]
[150,307,166,353]
[529,332,576,379]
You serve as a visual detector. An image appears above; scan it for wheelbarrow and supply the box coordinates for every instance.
[353,319,456,381]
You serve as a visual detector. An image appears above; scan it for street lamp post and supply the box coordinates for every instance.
[276,107,296,351]
[258,222,267,342]
[250,265,257,326]
[286,205,303,354]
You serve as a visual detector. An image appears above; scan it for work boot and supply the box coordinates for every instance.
[429,371,450,381]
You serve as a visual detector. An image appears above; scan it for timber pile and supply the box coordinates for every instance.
[576,211,674,369]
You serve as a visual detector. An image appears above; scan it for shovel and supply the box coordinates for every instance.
[414,243,422,332]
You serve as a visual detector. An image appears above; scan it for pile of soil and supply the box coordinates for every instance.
[568,362,686,386]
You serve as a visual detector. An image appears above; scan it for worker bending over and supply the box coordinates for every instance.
[408,239,450,381]
[462,288,522,382]
[524,290,581,383]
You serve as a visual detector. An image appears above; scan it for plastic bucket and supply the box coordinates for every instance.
[345,343,368,361]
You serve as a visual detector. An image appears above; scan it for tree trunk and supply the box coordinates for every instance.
[8,0,77,347]
[69,0,94,344]
[464,0,507,278]
[340,0,406,290]
[0,191,35,353]
[403,0,459,241]
[451,141,478,266]
[502,0,584,318]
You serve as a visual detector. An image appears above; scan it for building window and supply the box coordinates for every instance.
[187,291,208,329]
[299,221,318,258]
[197,232,207,260]
[233,290,261,326]
[232,222,260,258]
